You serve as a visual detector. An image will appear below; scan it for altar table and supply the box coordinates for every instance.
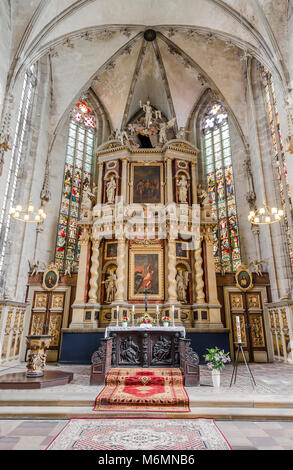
[90,326,200,387]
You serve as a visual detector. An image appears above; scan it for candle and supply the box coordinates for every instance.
[235,316,242,343]
[172,305,175,326]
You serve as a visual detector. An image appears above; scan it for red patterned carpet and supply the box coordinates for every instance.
[47,418,232,450]
[93,368,190,412]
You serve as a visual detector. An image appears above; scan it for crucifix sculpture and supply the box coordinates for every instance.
[141,287,152,312]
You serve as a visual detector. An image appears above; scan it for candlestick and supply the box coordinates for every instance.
[116,306,119,326]
[156,305,159,326]
[172,305,175,327]
[235,316,242,342]
[132,305,135,326]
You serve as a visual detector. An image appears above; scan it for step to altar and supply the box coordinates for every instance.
[1,404,293,421]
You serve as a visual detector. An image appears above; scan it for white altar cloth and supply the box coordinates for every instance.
[105,326,186,338]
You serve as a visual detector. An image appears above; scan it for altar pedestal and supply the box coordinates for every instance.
[90,326,200,386]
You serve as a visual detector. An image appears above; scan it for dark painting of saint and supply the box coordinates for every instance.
[133,165,161,204]
[106,242,117,259]
[44,271,57,290]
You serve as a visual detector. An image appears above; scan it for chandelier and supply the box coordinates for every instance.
[10,200,47,223]
[248,202,284,225]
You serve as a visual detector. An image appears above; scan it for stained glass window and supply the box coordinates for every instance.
[55,112,95,272]
[262,68,293,271]
[202,103,241,272]
[0,65,36,273]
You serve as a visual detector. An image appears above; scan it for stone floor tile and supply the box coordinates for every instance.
[256,446,285,450]
[248,436,279,446]
[0,436,20,450]
[0,420,22,435]
[12,435,47,450]
[231,446,258,450]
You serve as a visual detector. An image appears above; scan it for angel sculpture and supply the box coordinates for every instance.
[120,128,130,146]
[80,186,95,219]
[176,127,191,139]
[64,259,74,277]
[158,118,176,144]
[28,260,46,277]
[217,259,230,277]
[176,269,189,303]
[249,260,266,277]
[197,184,210,206]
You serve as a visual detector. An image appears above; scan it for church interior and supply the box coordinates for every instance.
[1,0,293,452]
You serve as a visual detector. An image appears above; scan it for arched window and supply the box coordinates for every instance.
[262,68,293,272]
[55,103,96,272]
[201,103,241,272]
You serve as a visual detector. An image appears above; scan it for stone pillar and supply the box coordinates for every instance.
[194,236,205,303]
[88,237,101,304]
[167,237,177,304]
[204,233,219,305]
[97,162,104,204]
[191,161,197,204]
[166,157,173,203]
[115,237,126,303]
[121,158,128,203]
[73,231,90,304]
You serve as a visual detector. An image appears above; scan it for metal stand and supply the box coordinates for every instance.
[230,342,257,390]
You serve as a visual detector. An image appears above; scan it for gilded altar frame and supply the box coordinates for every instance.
[130,162,164,205]
[129,244,164,300]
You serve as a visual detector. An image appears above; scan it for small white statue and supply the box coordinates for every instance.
[177,174,189,203]
[158,118,176,144]
[28,260,46,277]
[120,129,130,146]
[80,186,95,219]
[104,269,117,303]
[64,259,74,277]
[176,269,189,303]
[106,176,116,204]
[249,260,266,277]
[139,99,153,128]
[176,127,191,139]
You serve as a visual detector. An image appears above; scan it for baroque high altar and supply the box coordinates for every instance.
[70,100,222,330]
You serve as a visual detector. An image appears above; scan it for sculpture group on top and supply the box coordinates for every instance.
[110,99,188,148]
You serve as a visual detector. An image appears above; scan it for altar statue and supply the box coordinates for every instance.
[80,186,95,219]
[176,269,189,302]
[158,118,176,144]
[139,99,153,128]
[104,269,117,303]
[177,175,189,203]
[106,176,116,204]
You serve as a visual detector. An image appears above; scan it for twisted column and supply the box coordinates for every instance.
[115,237,126,302]
[88,237,100,304]
[194,237,205,303]
[167,237,177,303]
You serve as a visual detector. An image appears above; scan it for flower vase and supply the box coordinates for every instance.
[212,369,221,388]
[163,322,169,328]
[122,322,128,328]
[140,323,145,328]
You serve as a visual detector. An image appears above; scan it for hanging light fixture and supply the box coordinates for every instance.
[10,200,47,223]
[248,202,284,225]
